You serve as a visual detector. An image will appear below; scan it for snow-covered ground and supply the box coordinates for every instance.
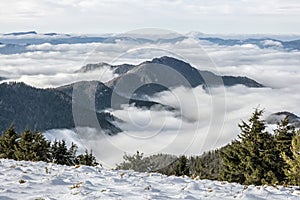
[0,159,299,200]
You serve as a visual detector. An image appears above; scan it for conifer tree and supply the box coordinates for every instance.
[0,124,19,159]
[220,109,279,185]
[0,125,99,167]
[219,140,246,183]
[68,142,78,165]
[282,131,300,186]
[50,140,75,165]
[239,109,279,185]
[175,155,189,176]
[31,130,51,162]
[274,116,296,157]
[77,149,99,166]
[274,116,296,184]
[14,128,36,161]
[14,128,50,161]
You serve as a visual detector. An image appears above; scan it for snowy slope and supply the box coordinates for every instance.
[0,159,299,199]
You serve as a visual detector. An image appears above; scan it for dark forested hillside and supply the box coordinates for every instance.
[0,82,73,132]
[56,81,167,111]
[0,82,121,134]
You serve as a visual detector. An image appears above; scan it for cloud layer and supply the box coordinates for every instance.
[1,36,300,167]
[1,0,300,33]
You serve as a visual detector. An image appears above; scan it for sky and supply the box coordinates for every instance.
[1,0,300,34]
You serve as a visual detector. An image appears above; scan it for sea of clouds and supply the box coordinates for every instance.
[1,36,300,167]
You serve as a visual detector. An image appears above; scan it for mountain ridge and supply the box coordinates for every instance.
[0,56,264,134]
[104,56,263,98]
[266,111,300,128]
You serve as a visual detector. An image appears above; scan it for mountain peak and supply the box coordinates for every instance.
[266,111,300,128]
[149,56,191,68]
[4,31,37,36]
[75,62,111,73]
[106,56,263,90]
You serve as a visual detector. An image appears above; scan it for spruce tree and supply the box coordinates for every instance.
[274,116,296,157]
[0,125,98,167]
[219,140,246,183]
[68,142,78,165]
[31,130,51,162]
[50,140,76,165]
[189,150,221,180]
[274,116,296,184]
[220,109,279,185]
[282,131,300,186]
[239,109,279,185]
[175,155,189,176]
[77,149,99,166]
[0,124,19,159]
[14,128,50,161]
[14,128,36,161]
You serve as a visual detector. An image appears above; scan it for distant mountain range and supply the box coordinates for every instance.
[0,31,300,54]
[4,31,38,36]
[199,37,300,50]
[0,56,264,134]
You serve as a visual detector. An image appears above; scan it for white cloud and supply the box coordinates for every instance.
[72,82,300,167]
[1,0,300,34]
[43,128,87,154]
[92,80,298,165]
[201,43,300,88]
[0,41,138,87]
[92,40,300,166]
[1,36,300,167]
[261,40,283,47]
